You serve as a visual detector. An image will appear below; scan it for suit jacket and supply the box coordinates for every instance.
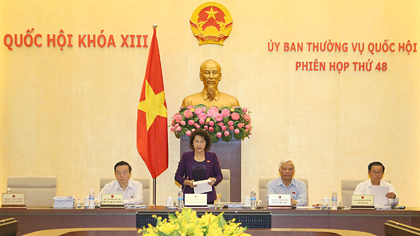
[174,151,223,203]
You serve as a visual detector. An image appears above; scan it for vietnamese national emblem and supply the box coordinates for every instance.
[190,2,233,46]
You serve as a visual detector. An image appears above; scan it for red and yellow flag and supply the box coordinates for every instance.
[137,27,168,179]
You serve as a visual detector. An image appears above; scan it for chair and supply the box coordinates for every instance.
[0,218,18,236]
[258,177,308,207]
[341,179,391,207]
[215,169,230,202]
[99,178,150,205]
[7,176,57,207]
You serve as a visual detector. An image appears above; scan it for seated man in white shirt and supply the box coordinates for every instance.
[353,161,398,207]
[266,160,308,206]
[97,161,143,205]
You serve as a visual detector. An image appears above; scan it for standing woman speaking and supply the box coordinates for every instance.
[175,129,223,204]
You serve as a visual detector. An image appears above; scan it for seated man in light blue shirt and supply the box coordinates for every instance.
[266,160,308,206]
[97,161,143,205]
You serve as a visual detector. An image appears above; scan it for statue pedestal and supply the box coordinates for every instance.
[180,136,241,202]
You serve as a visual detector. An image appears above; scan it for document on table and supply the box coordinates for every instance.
[193,179,212,194]
[371,185,389,206]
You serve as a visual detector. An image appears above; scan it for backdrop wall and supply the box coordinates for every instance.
[1,0,419,206]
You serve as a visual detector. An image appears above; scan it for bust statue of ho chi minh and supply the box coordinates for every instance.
[181,59,240,108]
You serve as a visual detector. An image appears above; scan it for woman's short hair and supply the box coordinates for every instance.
[189,129,212,151]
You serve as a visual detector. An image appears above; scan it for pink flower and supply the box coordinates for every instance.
[174,113,182,123]
[224,131,230,137]
[228,121,234,126]
[194,108,203,115]
[209,127,214,132]
[175,123,180,128]
[245,125,251,129]
[238,123,244,128]
[243,114,251,122]
[207,109,216,118]
[231,112,240,121]
[216,132,222,138]
[176,127,182,132]
[170,127,175,132]
[218,122,224,127]
[202,106,207,112]
[234,129,240,134]
[221,109,230,117]
[187,105,193,110]
[195,123,200,129]
[199,119,205,125]
[204,125,208,130]
[215,114,223,122]
[186,130,191,136]
[243,107,248,113]
[180,121,186,126]
[209,121,215,126]
[192,128,196,132]
[188,120,194,126]
[210,106,219,113]
[229,126,234,131]
[222,126,227,131]
[184,110,193,119]
[198,113,207,120]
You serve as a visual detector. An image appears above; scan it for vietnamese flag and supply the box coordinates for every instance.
[137,27,168,179]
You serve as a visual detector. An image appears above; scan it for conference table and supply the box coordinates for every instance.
[0,206,419,236]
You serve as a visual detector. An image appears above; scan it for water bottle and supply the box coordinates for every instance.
[331,189,338,210]
[5,188,11,193]
[89,188,95,209]
[250,189,256,210]
[178,189,184,209]
[76,198,82,209]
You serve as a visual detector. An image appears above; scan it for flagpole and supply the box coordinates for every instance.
[137,22,167,207]
[152,23,157,207]
[153,178,156,206]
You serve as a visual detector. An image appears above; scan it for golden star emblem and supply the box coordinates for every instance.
[205,7,218,20]
[138,80,167,130]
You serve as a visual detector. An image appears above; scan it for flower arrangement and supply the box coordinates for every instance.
[138,208,251,236]
[170,104,252,143]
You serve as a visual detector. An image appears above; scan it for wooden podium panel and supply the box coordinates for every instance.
[180,135,241,202]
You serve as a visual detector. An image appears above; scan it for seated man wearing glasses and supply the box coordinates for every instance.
[97,161,143,205]
[353,161,398,206]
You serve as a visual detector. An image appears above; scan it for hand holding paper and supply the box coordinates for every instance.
[193,179,212,194]
[386,192,396,199]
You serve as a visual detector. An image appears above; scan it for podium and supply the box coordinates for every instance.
[180,135,242,202]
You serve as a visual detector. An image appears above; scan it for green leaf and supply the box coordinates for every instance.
[233,129,244,140]
[210,133,220,143]
[221,132,232,142]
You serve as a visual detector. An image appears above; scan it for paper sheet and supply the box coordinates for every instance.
[193,179,212,194]
[371,185,389,206]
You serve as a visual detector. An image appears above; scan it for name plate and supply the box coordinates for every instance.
[185,194,207,207]
[268,194,291,207]
[2,193,25,206]
[351,195,374,207]
[101,193,124,205]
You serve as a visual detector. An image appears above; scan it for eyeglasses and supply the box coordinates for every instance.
[116,171,129,176]
[370,171,383,175]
